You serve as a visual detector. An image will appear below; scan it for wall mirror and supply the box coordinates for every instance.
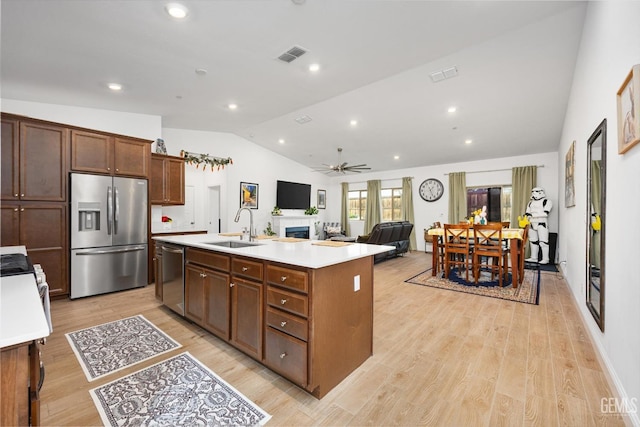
[586,118,606,332]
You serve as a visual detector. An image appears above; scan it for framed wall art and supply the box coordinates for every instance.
[617,64,640,154]
[565,140,576,207]
[317,189,326,209]
[240,182,258,209]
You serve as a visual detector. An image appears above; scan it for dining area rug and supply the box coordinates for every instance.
[405,266,540,305]
[66,315,182,381]
[90,352,271,427]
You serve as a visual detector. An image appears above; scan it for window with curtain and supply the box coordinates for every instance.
[381,187,402,221]
[348,190,367,220]
[466,186,512,222]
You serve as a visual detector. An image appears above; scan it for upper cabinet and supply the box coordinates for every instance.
[150,153,185,205]
[71,130,150,178]
[1,118,68,202]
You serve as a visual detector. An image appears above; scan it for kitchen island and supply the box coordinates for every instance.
[153,233,393,398]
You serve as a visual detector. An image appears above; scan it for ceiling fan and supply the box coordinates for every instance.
[313,148,371,174]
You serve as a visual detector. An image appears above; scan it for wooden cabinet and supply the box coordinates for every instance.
[1,340,43,426]
[71,130,150,177]
[1,203,68,297]
[1,115,69,297]
[177,245,375,399]
[150,153,184,205]
[1,118,67,202]
[264,263,309,388]
[184,249,262,358]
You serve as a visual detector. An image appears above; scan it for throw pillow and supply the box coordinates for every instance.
[326,226,342,235]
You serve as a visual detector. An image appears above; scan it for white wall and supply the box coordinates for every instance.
[159,128,333,236]
[558,2,640,422]
[333,151,559,250]
[0,99,161,140]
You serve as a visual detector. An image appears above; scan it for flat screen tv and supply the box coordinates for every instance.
[276,180,311,210]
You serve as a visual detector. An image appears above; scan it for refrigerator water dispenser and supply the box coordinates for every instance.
[78,202,101,231]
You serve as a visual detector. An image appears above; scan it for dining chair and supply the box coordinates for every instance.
[434,221,445,272]
[518,226,529,283]
[473,223,509,287]
[443,223,473,282]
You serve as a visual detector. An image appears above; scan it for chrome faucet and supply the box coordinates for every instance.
[234,208,254,242]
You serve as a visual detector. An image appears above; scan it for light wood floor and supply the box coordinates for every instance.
[41,251,627,426]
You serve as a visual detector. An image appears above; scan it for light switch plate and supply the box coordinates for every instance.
[354,275,360,292]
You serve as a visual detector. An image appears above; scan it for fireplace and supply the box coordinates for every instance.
[286,226,310,239]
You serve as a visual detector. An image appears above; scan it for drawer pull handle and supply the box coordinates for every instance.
[280,299,287,305]
[230,283,235,287]
[200,272,207,278]
[280,321,287,327]
[281,276,287,282]
[280,352,287,359]
[242,266,248,272]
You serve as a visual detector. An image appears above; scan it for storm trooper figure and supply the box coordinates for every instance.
[524,187,552,264]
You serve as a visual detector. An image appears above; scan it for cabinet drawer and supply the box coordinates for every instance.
[266,307,308,341]
[186,248,230,272]
[231,257,263,281]
[267,286,308,318]
[266,265,308,293]
[264,328,307,387]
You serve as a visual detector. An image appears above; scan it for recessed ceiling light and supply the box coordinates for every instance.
[107,83,122,91]
[394,155,400,160]
[465,139,473,144]
[309,63,320,72]
[165,3,188,19]
[448,106,457,113]
[350,120,358,126]
[228,103,238,110]
[278,139,285,144]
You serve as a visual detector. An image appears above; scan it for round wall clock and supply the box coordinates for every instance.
[419,178,444,202]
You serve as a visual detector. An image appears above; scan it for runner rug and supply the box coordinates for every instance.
[405,266,540,305]
[90,352,272,426]
[66,315,181,381]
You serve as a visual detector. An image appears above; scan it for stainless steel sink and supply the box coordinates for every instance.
[203,241,261,249]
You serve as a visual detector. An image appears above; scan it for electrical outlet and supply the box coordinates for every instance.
[354,275,360,292]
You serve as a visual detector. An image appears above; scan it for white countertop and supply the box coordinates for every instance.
[1,246,50,347]
[153,233,394,269]
[151,226,208,235]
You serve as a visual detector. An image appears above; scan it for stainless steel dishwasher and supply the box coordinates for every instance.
[160,244,184,316]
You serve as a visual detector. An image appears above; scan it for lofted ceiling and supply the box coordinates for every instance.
[0,0,586,173]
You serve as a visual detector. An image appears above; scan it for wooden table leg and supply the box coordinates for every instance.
[510,238,519,288]
[432,237,439,276]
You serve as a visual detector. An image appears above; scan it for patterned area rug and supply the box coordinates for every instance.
[66,315,181,381]
[405,267,540,305]
[90,352,271,427]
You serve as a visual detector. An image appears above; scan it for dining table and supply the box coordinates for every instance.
[427,226,526,288]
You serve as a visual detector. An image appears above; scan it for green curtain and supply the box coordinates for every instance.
[340,182,351,237]
[510,166,537,227]
[364,180,381,234]
[447,172,466,223]
[590,160,602,268]
[402,177,417,251]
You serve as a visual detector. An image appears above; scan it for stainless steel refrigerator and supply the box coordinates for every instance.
[70,173,148,299]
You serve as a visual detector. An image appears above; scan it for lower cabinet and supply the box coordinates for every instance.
[1,340,43,426]
[178,247,373,399]
[1,203,68,297]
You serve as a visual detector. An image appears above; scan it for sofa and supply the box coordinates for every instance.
[357,221,414,262]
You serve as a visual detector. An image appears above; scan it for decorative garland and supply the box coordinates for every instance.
[180,150,233,171]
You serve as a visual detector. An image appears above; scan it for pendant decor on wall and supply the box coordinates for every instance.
[180,150,233,171]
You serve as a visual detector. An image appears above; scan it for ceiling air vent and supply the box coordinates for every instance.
[294,115,312,124]
[277,45,308,63]
[430,66,458,83]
